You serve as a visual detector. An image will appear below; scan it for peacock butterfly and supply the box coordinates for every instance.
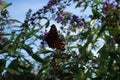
[44,24,65,50]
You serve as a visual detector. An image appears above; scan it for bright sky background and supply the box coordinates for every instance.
[4,0,49,22]
[4,0,92,22]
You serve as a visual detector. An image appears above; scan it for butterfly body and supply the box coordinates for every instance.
[45,24,65,50]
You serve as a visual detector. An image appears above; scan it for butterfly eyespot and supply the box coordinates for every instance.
[60,45,65,49]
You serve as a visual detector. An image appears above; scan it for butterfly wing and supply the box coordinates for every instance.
[45,24,58,48]
[45,24,65,50]
[54,38,65,50]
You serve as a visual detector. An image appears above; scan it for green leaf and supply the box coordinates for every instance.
[45,19,50,28]
[109,27,120,36]
[0,33,11,36]
[41,50,53,54]
[92,0,104,4]
[18,64,33,72]
[8,59,19,70]
[80,1,90,11]
[95,24,106,40]
[10,31,15,40]
[92,8,103,17]
[11,32,22,50]
[75,2,82,8]
[0,3,12,10]
[38,66,48,73]
[22,44,45,63]
[6,68,20,75]
[0,59,6,67]
[27,29,37,39]
[83,1,89,11]
[9,19,22,23]
[22,44,33,55]
[93,0,99,3]
[31,54,45,63]
[0,59,6,74]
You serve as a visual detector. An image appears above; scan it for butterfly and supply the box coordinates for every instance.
[44,24,65,50]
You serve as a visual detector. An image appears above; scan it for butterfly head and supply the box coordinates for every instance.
[51,24,57,31]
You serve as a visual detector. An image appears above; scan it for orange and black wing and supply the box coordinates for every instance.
[45,24,65,50]
[45,24,58,48]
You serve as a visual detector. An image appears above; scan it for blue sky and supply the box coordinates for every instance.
[4,0,49,21]
[4,0,92,22]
